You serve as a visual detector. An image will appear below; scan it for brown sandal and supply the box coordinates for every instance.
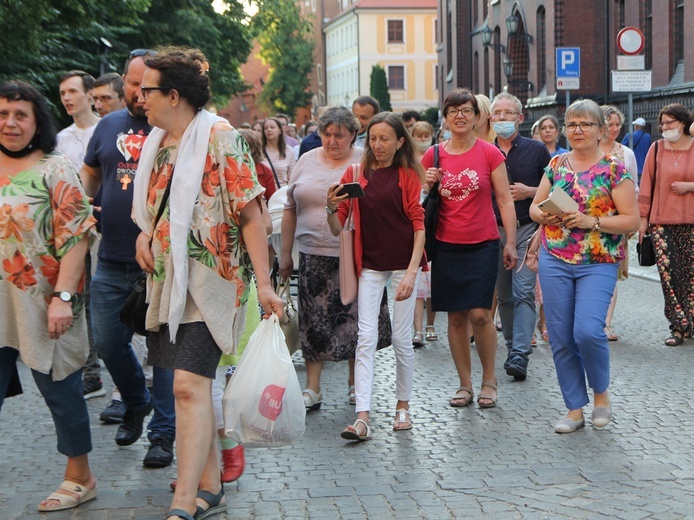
[449,387,473,407]
[477,380,498,409]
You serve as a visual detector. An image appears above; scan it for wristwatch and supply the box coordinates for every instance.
[325,205,337,215]
[52,290,76,303]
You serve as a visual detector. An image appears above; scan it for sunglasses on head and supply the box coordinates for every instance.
[128,49,158,58]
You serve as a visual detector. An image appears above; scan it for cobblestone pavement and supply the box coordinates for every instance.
[3,253,694,519]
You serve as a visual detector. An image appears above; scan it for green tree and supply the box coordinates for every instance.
[124,0,253,106]
[369,64,391,112]
[422,106,440,128]
[253,0,314,119]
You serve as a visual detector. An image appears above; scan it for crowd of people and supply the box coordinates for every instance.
[1,44,693,519]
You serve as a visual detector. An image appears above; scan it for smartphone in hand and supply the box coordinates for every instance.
[337,182,365,198]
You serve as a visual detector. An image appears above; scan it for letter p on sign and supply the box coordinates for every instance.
[556,47,580,78]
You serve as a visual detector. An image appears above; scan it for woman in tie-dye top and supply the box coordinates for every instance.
[529,99,639,435]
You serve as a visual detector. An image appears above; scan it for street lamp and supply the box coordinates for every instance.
[505,14,533,43]
[480,24,505,53]
[503,59,513,78]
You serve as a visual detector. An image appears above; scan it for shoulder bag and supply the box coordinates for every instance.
[276,276,300,355]
[120,175,173,336]
[637,141,658,266]
[339,164,359,305]
[422,144,440,261]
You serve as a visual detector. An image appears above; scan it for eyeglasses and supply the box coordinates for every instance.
[447,107,475,117]
[140,86,171,99]
[659,118,679,128]
[491,110,520,120]
[129,49,157,58]
[564,121,599,133]
[93,95,120,103]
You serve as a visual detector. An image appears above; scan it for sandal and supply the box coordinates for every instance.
[341,418,372,441]
[347,385,356,405]
[539,325,549,342]
[531,333,537,347]
[477,380,498,409]
[412,331,424,348]
[605,326,618,342]
[196,488,226,520]
[449,387,474,407]
[167,509,195,520]
[665,330,685,347]
[393,408,412,431]
[302,388,322,411]
[37,480,97,512]
[425,325,438,341]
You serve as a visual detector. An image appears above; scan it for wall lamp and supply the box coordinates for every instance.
[506,14,533,43]
[480,24,505,53]
[503,59,513,78]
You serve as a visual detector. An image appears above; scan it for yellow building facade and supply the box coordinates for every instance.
[325,0,438,113]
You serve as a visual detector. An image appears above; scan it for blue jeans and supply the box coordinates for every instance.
[497,222,538,362]
[0,347,92,457]
[538,248,617,410]
[148,365,175,442]
[91,258,175,439]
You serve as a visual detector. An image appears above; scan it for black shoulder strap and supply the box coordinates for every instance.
[149,175,172,246]
[264,150,281,188]
[434,144,439,168]
[646,141,658,221]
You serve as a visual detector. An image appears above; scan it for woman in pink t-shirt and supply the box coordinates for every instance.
[422,88,518,410]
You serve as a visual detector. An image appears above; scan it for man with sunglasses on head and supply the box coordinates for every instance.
[491,92,551,382]
[80,49,176,469]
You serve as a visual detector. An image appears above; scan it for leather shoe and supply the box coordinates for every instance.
[143,437,174,468]
[221,445,245,482]
[115,399,153,446]
[505,357,527,381]
[554,416,585,434]
[591,406,612,428]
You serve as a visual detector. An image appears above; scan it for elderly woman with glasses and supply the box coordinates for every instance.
[529,99,639,434]
[132,47,283,520]
[639,104,694,346]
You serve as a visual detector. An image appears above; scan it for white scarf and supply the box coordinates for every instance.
[133,109,226,341]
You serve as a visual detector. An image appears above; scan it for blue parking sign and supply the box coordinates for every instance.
[556,48,580,77]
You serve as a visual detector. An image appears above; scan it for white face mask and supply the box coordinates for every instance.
[415,140,430,153]
[493,121,517,139]
[662,128,682,143]
[443,130,451,140]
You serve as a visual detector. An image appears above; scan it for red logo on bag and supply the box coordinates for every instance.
[259,384,285,420]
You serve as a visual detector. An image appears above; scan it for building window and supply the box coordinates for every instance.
[387,20,404,43]
[493,27,501,95]
[317,64,323,86]
[388,65,405,90]
[473,52,479,94]
[435,64,439,90]
[536,7,546,93]
[645,0,652,70]
[446,11,452,73]
[675,0,684,63]
[617,0,625,29]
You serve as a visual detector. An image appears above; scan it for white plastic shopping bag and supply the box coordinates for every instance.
[223,313,306,447]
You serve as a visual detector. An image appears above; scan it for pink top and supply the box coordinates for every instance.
[638,139,694,225]
[336,164,425,276]
[421,139,505,244]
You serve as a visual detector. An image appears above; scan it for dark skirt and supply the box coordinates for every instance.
[298,252,392,362]
[147,322,222,379]
[430,239,500,312]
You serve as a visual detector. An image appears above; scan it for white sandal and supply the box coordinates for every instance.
[302,389,322,411]
[340,419,372,441]
[393,408,412,431]
[347,385,356,405]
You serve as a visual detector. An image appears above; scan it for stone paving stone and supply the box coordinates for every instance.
[4,275,694,518]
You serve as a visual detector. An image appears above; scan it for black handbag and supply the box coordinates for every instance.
[422,144,440,261]
[637,141,658,267]
[120,177,173,336]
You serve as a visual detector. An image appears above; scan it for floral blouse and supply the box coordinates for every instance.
[0,152,96,378]
[144,122,264,353]
[542,153,632,265]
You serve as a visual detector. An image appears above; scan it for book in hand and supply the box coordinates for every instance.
[537,186,579,215]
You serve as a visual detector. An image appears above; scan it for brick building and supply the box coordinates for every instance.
[438,0,692,136]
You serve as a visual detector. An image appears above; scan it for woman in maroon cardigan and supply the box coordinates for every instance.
[326,112,426,441]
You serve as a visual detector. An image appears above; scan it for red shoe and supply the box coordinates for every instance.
[221,445,245,483]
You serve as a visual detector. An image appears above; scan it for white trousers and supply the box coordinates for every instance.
[355,268,418,412]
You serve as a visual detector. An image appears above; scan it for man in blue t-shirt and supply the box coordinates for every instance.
[622,117,651,184]
[80,50,175,468]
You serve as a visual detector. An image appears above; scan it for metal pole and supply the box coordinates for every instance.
[566,90,571,151]
[627,93,634,148]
